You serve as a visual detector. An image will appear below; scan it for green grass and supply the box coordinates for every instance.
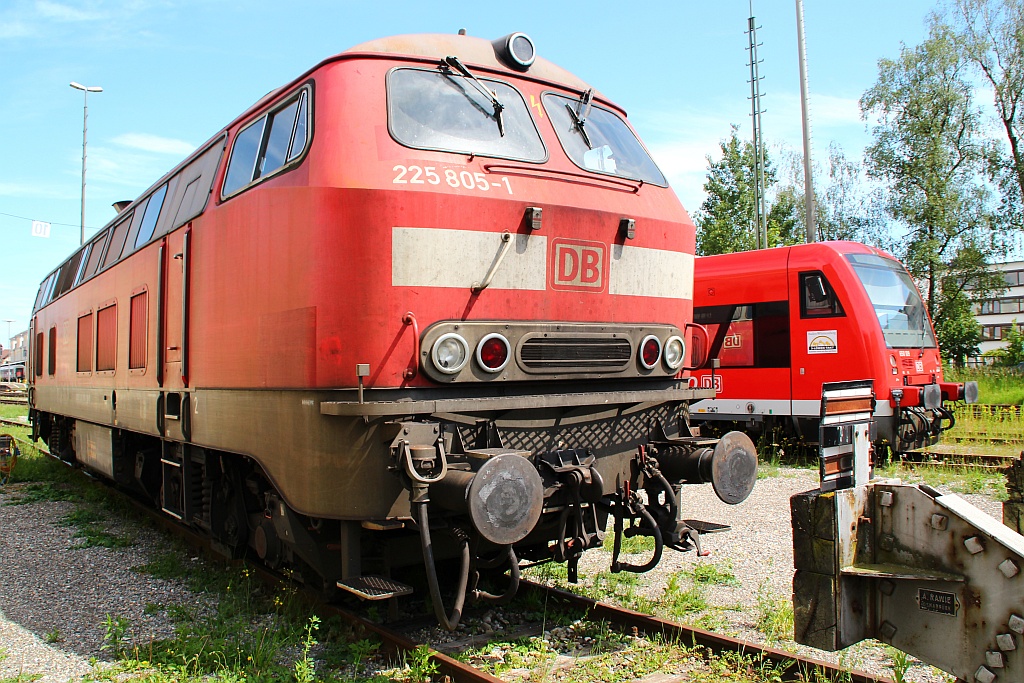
[57,508,134,548]
[945,365,1024,405]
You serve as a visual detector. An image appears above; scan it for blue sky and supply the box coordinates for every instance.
[0,0,941,341]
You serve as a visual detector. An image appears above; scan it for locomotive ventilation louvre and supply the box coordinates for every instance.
[519,336,632,371]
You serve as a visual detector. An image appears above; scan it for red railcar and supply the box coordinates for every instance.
[689,241,977,457]
[29,32,756,626]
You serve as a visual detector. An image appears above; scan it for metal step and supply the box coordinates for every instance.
[336,575,413,601]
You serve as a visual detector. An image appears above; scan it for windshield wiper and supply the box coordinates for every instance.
[442,55,505,136]
[565,89,594,149]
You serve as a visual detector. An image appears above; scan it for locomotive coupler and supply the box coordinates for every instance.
[606,483,665,574]
[538,449,606,583]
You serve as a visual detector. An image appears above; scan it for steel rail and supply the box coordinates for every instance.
[519,580,892,683]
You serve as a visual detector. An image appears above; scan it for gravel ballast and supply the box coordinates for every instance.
[0,467,1007,682]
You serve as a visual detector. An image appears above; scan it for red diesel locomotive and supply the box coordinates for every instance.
[688,241,977,457]
[29,32,757,627]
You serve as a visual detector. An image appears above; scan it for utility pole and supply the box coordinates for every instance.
[747,1,768,250]
[796,0,816,242]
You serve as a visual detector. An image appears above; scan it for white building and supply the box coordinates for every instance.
[971,260,1024,364]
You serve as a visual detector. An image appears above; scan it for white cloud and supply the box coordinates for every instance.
[112,133,195,156]
[0,20,33,38]
[0,181,74,200]
[34,0,105,22]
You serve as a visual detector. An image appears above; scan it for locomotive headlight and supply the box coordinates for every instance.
[493,32,536,70]
[431,333,469,374]
[476,333,511,373]
[639,335,662,370]
[663,335,685,370]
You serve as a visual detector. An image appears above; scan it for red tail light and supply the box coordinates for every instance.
[639,335,661,370]
[476,333,511,373]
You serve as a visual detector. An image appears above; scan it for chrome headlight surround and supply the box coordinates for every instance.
[663,335,685,370]
[431,333,470,374]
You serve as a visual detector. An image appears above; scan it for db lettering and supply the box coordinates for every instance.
[551,240,605,291]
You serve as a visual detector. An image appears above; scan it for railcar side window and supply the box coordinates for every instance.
[800,272,844,318]
[223,88,311,198]
[543,93,667,186]
[388,68,546,162]
[134,183,168,249]
[694,301,790,368]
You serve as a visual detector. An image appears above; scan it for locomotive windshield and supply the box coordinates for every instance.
[847,253,936,348]
[543,93,667,186]
[387,68,546,161]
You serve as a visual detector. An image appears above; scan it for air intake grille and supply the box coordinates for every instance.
[519,337,632,371]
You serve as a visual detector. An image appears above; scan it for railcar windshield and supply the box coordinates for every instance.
[387,68,546,162]
[543,93,667,186]
[846,253,936,348]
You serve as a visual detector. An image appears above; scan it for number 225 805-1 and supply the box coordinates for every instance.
[392,165,513,194]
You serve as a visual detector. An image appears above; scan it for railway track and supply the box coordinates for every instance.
[902,449,1020,471]
[9,444,890,683]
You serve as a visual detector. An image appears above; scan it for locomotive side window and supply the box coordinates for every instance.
[543,93,668,186]
[72,243,92,286]
[81,230,109,282]
[96,304,117,372]
[223,87,311,198]
[800,272,844,318]
[695,301,790,369]
[846,253,937,348]
[47,326,56,376]
[34,332,43,376]
[388,69,546,162]
[134,183,168,249]
[77,313,93,372]
[101,212,135,270]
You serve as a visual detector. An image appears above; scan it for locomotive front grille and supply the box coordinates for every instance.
[519,337,632,372]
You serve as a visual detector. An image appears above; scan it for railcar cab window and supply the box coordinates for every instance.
[846,253,937,349]
[387,68,546,161]
[223,87,311,198]
[800,272,844,318]
[542,93,667,186]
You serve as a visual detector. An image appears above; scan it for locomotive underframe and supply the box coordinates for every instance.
[32,381,758,614]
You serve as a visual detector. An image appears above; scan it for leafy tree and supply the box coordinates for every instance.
[860,18,1008,358]
[951,0,1024,229]
[990,319,1024,366]
[695,126,802,255]
[776,142,880,243]
[933,280,982,366]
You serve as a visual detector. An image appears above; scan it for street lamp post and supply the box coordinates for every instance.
[70,81,103,246]
[2,320,13,353]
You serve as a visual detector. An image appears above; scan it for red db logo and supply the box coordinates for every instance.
[551,239,605,292]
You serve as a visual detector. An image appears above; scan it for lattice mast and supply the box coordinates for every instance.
[746,2,768,250]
